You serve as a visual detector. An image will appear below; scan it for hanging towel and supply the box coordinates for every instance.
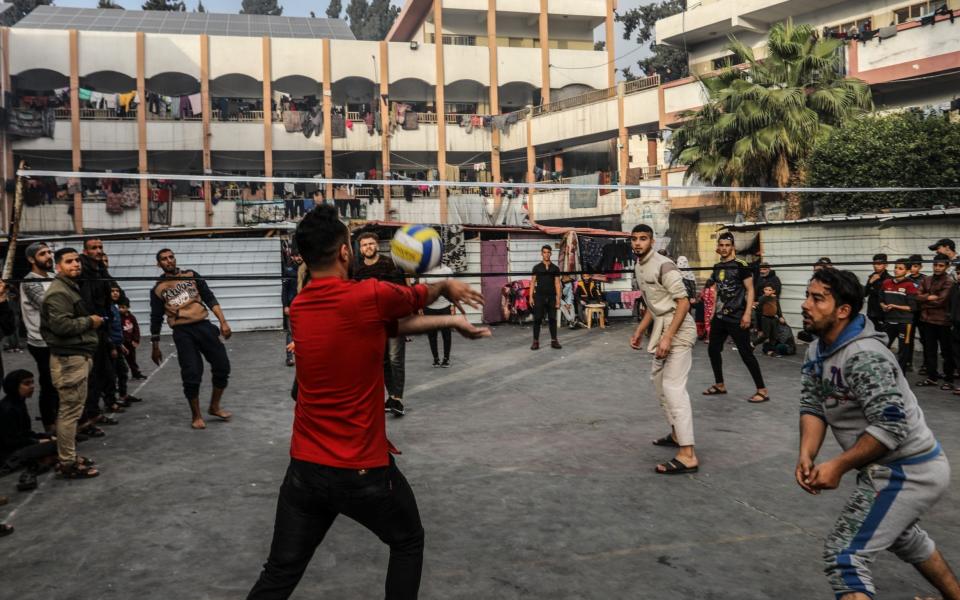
[179,96,193,118]
[188,93,202,115]
[402,111,419,130]
[284,110,304,132]
[89,91,104,108]
[78,88,92,102]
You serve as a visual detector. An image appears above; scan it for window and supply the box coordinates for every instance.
[711,54,734,70]
[894,1,932,23]
[825,17,872,36]
[427,33,477,46]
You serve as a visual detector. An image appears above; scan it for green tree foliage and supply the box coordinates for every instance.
[326,0,342,19]
[670,20,872,213]
[806,110,960,213]
[97,0,124,8]
[346,0,400,40]
[8,0,52,24]
[142,0,186,10]
[195,0,206,12]
[241,0,283,16]
[616,0,688,82]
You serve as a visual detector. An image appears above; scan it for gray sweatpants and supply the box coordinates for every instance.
[823,446,949,598]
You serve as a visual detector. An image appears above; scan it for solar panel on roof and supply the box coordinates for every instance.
[13,6,356,40]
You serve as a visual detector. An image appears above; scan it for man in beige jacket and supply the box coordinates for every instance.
[629,224,699,474]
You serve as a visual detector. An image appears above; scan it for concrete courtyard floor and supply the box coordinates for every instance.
[2,322,959,599]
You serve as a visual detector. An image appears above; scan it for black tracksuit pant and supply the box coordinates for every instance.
[708,317,766,389]
[532,294,558,341]
[172,321,231,401]
[27,344,59,430]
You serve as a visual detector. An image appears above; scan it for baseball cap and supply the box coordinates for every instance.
[928,238,955,252]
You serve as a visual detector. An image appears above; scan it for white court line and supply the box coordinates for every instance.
[4,353,175,523]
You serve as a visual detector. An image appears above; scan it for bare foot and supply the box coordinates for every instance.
[191,418,207,430]
[208,409,232,421]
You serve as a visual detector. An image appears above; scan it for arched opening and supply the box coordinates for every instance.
[499,82,538,113]
[553,83,595,103]
[446,79,488,115]
[332,76,377,112]
[146,72,201,96]
[273,75,321,99]
[10,69,69,115]
[389,78,436,114]
[211,74,265,122]
[82,71,137,94]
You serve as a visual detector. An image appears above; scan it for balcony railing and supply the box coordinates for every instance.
[624,74,661,95]
[532,86,617,117]
[53,108,138,120]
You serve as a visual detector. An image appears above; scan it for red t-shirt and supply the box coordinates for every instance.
[289,276,428,469]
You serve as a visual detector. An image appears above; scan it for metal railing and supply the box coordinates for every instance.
[624,74,661,95]
[53,108,138,120]
[532,86,617,117]
[417,112,438,124]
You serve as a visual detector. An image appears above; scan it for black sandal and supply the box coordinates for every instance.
[939,383,955,391]
[748,392,770,403]
[56,462,100,480]
[655,458,699,475]
[702,385,727,396]
[0,523,13,537]
[916,379,939,387]
[99,416,119,426]
[80,426,106,438]
[653,434,680,448]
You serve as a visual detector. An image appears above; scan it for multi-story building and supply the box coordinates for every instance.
[1,0,955,239]
[0,1,664,236]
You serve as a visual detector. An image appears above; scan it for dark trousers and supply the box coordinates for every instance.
[423,306,451,362]
[105,351,129,398]
[172,321,231,400]
[885,322,916,371]
[868,315,885,334]
[708,317,765,389]
[247,457,424,600]
[27,344,59,430]
[123,341,143,377]
[2,440,57,472]
[920,322,955,382]
[83,339,114,420]
[532,295,558,341]
[384,336,406,399]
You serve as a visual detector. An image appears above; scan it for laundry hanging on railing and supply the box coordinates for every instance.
[5,107,55,139]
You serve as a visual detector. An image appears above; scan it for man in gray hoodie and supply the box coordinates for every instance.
[796,268,959,600]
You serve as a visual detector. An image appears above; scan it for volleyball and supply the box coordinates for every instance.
[390,224,443,274]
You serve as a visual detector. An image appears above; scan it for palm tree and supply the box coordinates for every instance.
[670,19,873,216]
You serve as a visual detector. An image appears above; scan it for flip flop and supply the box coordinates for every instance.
[652,434,680,448]
[702,385,727,396]
[916,379,939,387]
[208,410,232,422]
[748,392,770,403]
[655,458,699,475]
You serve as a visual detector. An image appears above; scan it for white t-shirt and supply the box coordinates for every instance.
[422,264,454,310]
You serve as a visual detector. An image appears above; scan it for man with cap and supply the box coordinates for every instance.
[930,239,960,388]
[20,242,59,432]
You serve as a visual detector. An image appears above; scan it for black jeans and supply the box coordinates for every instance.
[104,351,129,399]
[83,338,114,420]
[885,322,916,371]
[384,336,405,400]
[708,317,765,389]
[920,322,955,382]
[532,295,557,341]
[247,457,424,600]
[423,306,451,362]
[172,321,231,400]
[27,344,59,430]
[1,440,57,472]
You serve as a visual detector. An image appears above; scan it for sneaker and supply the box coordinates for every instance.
[385,397,405,417]
[551,340,562,350]
[131,373,147,380]
[441,358,450,368]
[125,395,143,403]
[16,471,37,492]
[530,341,540,350]
[432,359,441,367]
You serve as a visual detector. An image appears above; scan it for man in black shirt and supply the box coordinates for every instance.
[530,245,562,350]
[355,232,409,416]
[702,232,769,403]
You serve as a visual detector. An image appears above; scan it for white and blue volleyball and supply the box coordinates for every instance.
[390,224,443,274]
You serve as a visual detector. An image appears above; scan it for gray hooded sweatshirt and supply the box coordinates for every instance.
[800,315,938,465]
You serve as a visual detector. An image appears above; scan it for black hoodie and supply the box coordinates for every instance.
[0,369,39,460]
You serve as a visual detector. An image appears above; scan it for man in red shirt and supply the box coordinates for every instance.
[247,206,489,600]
